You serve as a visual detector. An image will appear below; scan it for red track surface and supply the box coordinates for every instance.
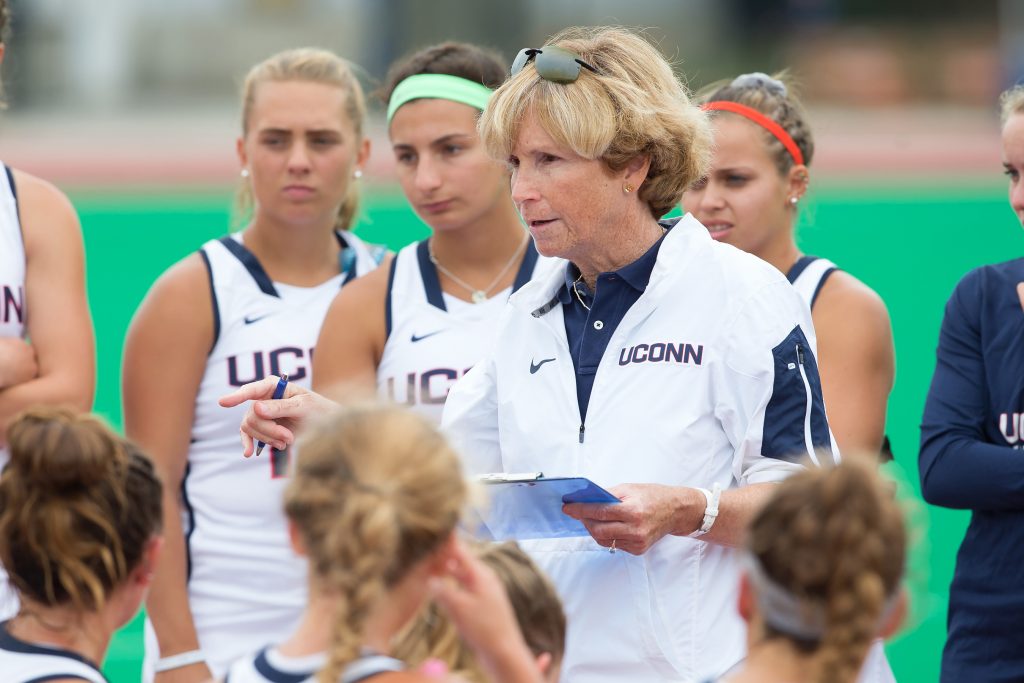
[0,106,1003,188]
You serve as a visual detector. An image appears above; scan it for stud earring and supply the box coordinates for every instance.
[624,183,634,194]
[240,169,250,178]
[789,196,799,206]
[354,169,363,179]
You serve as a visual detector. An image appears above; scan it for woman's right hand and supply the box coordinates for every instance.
[218,376,337,457]
[153,661,213,683]
[430,539,543,683]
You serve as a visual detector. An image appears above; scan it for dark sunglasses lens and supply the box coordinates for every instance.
[534,47,583,84]
[511,48,537,76]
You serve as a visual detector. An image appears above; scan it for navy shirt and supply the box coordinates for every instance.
[919,257,1024,681]
[558,223,670,421]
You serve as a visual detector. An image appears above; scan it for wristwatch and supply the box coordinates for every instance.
[688,482,722,538]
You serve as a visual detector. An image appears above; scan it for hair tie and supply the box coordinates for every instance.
[702,101,805,167]
[730,72,788,97]
[387,74,493,123]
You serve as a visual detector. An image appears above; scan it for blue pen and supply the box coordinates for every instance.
[255,373,289,457]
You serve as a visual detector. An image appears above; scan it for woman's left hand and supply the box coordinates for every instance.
[563,483,703,555]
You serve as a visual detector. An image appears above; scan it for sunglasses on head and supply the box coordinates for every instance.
[511,46,600,84]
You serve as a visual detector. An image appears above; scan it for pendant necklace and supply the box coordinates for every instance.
[429,233,529,304]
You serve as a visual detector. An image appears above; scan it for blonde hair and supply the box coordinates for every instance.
[284,404,467,683]
[699,72,814,174]
[1000,85,1024,126]
[0,408,162,613]
[237,47,367,231]
[747,460,905,683]
[392,541,566,681]
[479,26,713,219]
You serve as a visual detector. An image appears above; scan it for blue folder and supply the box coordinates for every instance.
[477,474,620,541]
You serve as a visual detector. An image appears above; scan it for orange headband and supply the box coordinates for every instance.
[702,101,805,167]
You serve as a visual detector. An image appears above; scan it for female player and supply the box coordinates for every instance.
[392,541,566,682]
[0,408,163,682]
[0,0,95,621]
[311,42,545,423]
[222,404,543,683]
[123,48,382,682]
[683,73,895,457]
[0,0,94,452]
[717,460,906,683]
[919,85,1024,682]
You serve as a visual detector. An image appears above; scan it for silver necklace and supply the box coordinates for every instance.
[570,225,667,312]
[429,233,529,304]
[572,274,591,311]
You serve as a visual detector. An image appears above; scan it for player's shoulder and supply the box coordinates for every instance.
[957,257,1024,294]
[10,168,75,211]
[142,251,212,312]
[814,269,890,325]
[9,168,82,251]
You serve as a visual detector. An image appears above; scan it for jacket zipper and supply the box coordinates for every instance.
[795,343,820,466]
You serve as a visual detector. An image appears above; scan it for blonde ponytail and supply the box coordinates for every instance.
[283,404,467,681]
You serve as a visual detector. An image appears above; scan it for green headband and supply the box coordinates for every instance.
[386,74,493,123]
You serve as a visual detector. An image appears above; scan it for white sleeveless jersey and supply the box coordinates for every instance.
[0,165,25,342]
[142,231,383,681]
[224,648,403,683]
[786,254,897,683]
[786,255,838,311]
[0,620,108,683]
[377,239,545,423]
[0,165,24,621]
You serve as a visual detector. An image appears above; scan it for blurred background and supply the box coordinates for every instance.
[3,1,1022,681]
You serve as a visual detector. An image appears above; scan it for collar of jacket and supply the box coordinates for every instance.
[518,214,709,318]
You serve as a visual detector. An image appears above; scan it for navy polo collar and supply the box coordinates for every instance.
[558,219,675,304]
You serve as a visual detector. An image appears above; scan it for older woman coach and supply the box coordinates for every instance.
[442,26,836,682]
[222,25,837,683]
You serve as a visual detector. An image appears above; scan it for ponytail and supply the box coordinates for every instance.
[283,404,466,681]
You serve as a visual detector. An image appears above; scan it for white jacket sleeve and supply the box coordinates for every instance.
[713,280,838,486]
[441,350,503,476]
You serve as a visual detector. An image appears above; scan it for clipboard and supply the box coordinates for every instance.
[476,473,620,540]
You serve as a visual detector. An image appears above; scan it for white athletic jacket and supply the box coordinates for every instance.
[443,214,837,683]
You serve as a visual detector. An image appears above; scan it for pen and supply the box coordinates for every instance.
[255,373,288,457]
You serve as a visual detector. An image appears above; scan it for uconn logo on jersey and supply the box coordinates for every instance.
[1,285,23,324]
[385,367,471,406]
[227,346,313,387]
[618,342,704,366]
[998,411,1024,450]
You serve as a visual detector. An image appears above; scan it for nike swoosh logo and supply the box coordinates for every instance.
[530,357,556,374]
[244,314,270,325]
[411,330,445,343]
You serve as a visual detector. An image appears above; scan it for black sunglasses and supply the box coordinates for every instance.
[511,46,600,84]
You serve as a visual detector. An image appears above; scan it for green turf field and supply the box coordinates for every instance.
[76,184,1017,682]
